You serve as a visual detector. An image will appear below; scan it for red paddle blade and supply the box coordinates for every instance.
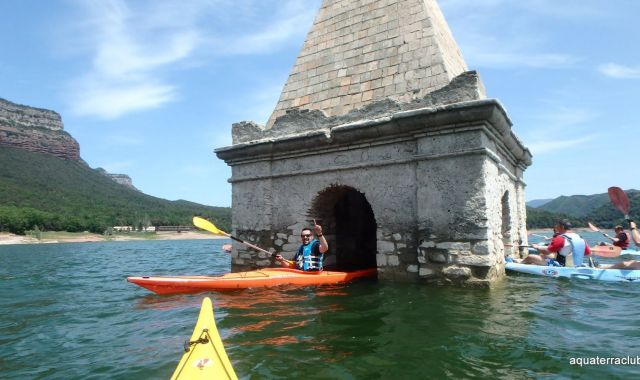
[608,187,630,216]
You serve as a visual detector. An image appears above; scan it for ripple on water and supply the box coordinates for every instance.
[1,240,640,379]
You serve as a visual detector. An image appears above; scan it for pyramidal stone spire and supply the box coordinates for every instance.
[265,0,475,129]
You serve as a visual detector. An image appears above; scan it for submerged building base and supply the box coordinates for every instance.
[216,95,531,287]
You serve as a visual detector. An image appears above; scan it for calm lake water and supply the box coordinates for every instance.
[1,232,639,379]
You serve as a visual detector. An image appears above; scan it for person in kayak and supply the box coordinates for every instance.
[274,222,329,271]
[519,220,591,267]
[630,220,640,246]
[601,221,640,270]
[599,225,630,249]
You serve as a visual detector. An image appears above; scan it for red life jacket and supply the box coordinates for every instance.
[613,232,630,249]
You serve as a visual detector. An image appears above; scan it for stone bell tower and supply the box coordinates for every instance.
[216,0,532,287]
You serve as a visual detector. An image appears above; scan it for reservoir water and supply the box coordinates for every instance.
[1,233,639,379]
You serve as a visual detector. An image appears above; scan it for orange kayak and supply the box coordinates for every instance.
[127,268,377,295]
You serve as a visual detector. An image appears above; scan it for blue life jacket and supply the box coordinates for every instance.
[561,233,587,267]
[295,239,323,271]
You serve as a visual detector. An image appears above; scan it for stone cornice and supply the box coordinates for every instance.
[216,99,532,169]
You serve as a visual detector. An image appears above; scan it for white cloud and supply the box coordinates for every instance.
[518,106,599,155]
[64,0,317,120]
[598,63,640,79]
[209,5,317,55]
[527,135,595,155]
[66,0,198,119]
[464,49,578,69]
[70,79,177,119]
[439,0,607,70]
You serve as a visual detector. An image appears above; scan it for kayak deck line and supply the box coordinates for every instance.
[170,297,237,380]
[128,268,377,295]
[505,262,640,282]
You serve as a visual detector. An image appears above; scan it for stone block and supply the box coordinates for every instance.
[436,242,471,250]
[378,240,395,254]
[473,241,490,255]
[419,267,436,277]
[392,233,402,241]
[407,264,418,273]
[419,241,436,248]
[429,252,447,263]
[282,243,299,251]
[388,255,400,266]
[376,253,387,266]
[455,254,496,267]
[442,265,471,280]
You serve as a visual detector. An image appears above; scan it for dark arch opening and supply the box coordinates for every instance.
[310,185,377,271]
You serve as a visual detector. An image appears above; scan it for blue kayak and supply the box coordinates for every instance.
[505,262,640,282]
[621,249,640,258]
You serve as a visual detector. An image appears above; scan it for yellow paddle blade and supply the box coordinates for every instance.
[193,216,226,236]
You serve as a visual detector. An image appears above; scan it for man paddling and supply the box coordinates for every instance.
[602,221,640,270]
[599,225,630,249]
[518,220,591,267]
[275,222,329,271]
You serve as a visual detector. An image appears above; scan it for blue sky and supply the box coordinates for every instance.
[1,0,638,207]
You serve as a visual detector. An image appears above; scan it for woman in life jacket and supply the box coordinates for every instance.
[275,222,329,271]
[518,219,591,267]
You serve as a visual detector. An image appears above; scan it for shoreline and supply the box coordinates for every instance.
[1,228,600,246]
[0,231,228,245]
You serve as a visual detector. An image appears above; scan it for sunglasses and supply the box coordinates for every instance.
[301,234,312,238]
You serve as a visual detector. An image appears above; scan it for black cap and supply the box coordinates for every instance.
[557,219,572,230]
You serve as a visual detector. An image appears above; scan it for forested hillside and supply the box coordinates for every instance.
[527,190,639,229]
[0,146,230,234]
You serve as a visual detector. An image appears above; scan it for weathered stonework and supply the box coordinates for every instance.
[216,0,532,287]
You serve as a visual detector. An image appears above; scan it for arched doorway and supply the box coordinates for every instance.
[310,185,377,271]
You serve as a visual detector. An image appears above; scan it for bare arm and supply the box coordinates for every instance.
[313,223,329,253]
[631,221,640,246]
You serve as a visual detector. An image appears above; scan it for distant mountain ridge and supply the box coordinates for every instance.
[526,198,553,208]
[526,190,640,228]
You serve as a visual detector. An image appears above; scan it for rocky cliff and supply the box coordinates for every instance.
[94,168,138,191]
[0,97,80,160]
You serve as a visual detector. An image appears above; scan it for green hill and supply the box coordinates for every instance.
[0,145,230,234]
[526,190,640,229]
[536,193,610,217]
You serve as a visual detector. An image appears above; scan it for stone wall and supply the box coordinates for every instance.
[266,0,471,128]
[218,99,531,286]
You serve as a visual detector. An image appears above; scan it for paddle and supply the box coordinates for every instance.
[608,187,630,220]
[588,222,610,239]
[608,186,639,246]
[192,217,273,257]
